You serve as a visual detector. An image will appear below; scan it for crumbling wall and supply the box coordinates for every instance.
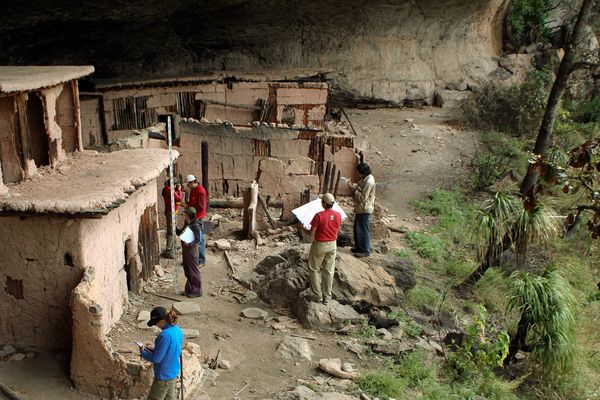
[0,95,24,184]
[0,215,84,351]
[71,182,159,397]
[95,81,328,141]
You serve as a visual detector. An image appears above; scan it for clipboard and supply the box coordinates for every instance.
[179,226,195,244]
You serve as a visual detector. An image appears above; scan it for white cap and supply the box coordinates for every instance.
[186,174,196,183]
[322,193,335,205]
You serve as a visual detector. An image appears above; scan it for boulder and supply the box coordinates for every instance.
[294,299,365,332]
[182,329,200,339]
[372,341,414,355]
[137,310,151,322]
[0,344,16,357]
[215,239,231,251]
[434,90,472,108]
[276,336,312,361]
[365,255,416,291]
[252,247,401,309]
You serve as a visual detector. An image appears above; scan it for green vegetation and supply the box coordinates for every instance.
[356,351,520,400]
[387,310,422,337]
[461,69,552,137]
[508,0,555,45]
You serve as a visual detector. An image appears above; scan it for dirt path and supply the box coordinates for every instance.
[346,108,479,228]
[0,107,481,400]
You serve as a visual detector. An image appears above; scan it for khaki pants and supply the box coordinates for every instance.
[147,378,177,400]
[307,241,337,301]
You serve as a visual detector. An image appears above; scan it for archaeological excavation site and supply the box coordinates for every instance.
[0,1,599,399]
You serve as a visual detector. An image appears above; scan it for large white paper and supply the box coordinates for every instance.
[179,226,195,244]
[292,198,347,230]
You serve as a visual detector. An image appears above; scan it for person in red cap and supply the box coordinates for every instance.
[185,174,207,265]
[302,193,342,304]
[161,179,183,259]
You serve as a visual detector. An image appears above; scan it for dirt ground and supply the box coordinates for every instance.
[0,107,481,400]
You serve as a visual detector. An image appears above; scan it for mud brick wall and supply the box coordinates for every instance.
[178,120,357,219]
[93,81,328,143]
[0,215,84,350]
[71,183,160,397]
[0,80,82,185]
[80,97,104,148]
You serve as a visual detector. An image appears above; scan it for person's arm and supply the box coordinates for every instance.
[188,222,202,247]
[141,334,168,363]
[304,214,319,238]
[355,178,374,205]
[174,189,183,204]
[196,189,206,216]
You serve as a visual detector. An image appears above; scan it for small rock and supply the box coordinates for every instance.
[241,307,268,319]
[218,359,231,370]
[428,340,444,354]
[376,151,382,155]
[154,265,165,277]
[404,118,414,122]
[430,112,441,117]
[409,124,423,132]
[182,329,199,339]
[138,321,154,330]
[211,214,223,221]
[244,290,258,300]
[277,336,312,362]
[271,322,287,331]
[137,310,151,321]
[376,328,393,341]
[215,239,231,251]
[415,338,435,352]
[342,362,354,373]
[274,316,293,323]
[0,344,16,357]
[389,325,404,339]
[11,353,26,361]
[372,342,413,355]
[173,302,201,315]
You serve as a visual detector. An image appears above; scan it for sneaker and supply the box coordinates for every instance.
[322,297,333,305]
[350,248,359,253]
[354,252,370,258]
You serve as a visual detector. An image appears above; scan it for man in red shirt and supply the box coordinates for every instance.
[302,193,342,304]
[161,180,183,259]
[185,174,208,265]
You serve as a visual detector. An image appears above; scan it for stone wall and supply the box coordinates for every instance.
[0,215,84,351]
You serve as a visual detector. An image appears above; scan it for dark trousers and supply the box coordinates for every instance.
[353,213,371,255]
[197,222,206,265]
[182,244,202,295]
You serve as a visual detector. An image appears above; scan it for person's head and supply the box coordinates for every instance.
[147,306,179,329]
[184,207,197,222]
[357,162,371,177]
[164,178,179,187]
[186,174,198,189]
[321,193,335,209]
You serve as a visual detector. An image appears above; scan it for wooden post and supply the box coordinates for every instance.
[328,164,337,193]
[258,194,277,229]
[333,170,341,197]
[322,161,331,194]
[243,181,259,239]
[201,141,209,199]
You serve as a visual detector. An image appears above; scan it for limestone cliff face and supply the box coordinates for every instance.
[0,0,509,102]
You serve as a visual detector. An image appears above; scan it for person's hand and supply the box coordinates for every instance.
[145,342,154,351]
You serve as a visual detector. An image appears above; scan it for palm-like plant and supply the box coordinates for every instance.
[506,266,577,373]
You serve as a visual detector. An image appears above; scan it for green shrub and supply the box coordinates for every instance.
[387,310,423,337]
[471,153,509,190]
[508,0,554,45]
[405,285,441,309]
[461,70,552,137]
[405,232,447,262]
[579,96,600,123]
[448,305,510,377]
[356,371,405,399]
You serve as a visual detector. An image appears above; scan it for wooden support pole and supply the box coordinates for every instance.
[209,198,283,209]
[322,161,331,194]
[333,170,341,197]
[201,141,209,199]
[243,181,259,240]
[328,164,337,193]
[258,194,277,229]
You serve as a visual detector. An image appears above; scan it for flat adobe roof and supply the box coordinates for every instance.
[0,65,95,93]
[0,149,177,217]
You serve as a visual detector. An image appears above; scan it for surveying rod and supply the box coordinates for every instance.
[167,116,179,294]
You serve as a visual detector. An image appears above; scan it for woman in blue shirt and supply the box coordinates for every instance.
[140,306,184,400]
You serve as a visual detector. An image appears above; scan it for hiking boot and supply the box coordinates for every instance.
[354,252,370,258]
[186,293,202,298]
